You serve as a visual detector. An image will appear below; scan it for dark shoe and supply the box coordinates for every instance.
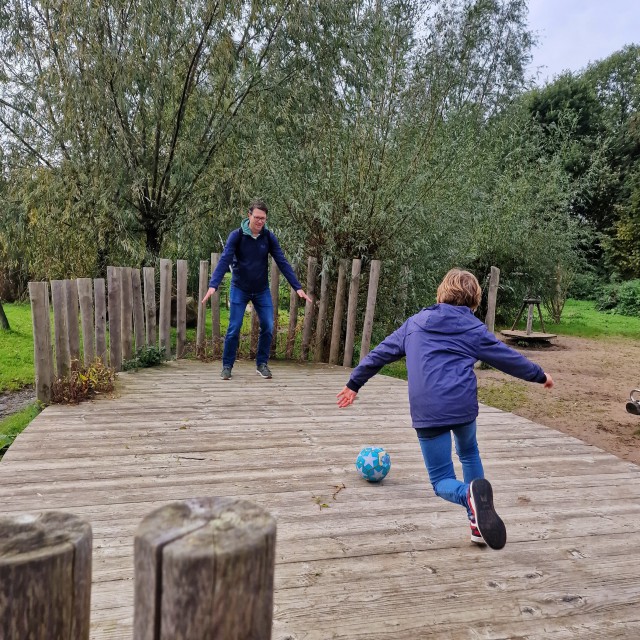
[221,367,232,380]
[256,363,272,379]
[468,479,506,550]
[469,518,485,545]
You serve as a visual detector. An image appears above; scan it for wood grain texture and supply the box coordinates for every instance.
[28,282,53,403]
[1,360,640,639]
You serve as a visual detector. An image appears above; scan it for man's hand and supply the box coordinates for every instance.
[543,372,554,389]
[337,386,357,408]
[201,287,216,304]
[297,289,312,303]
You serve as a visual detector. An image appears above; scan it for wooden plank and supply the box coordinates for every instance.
[131,268,145,351]
[28,281,53,403]
[313,265,330,363]
[120,266,134,363]
[329,259,348,365]
[300,257,317,361]
[77,278,95,366]
[94,278,107,362]
[143,267,156,347]
[65,278,81,364]
[210,253,221,356]
[196,260,208,355]
[50,279,70,378]
[359,259,381,362]
[107,267,122,372]
[176,260,187,359]
[342,258,361,367]
[159,259,172,359]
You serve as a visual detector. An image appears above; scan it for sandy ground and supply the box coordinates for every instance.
[476,335,640,466]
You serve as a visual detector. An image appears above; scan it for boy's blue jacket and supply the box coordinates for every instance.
[209,222,302,294]
[346,303,547,428]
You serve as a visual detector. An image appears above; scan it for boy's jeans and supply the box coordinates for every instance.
[417,420,484,519]
[222,287,273,368]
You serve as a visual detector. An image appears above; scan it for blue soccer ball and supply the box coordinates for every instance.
[356,446,391,482]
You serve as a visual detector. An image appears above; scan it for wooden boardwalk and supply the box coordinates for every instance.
[1,360,640,639]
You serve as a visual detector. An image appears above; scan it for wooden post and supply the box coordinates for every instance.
[269,259,280,359]
[342,259,362,368]
[65,279,81,365]
[359,259,381,362]
[329,259,348,365]
[285,288,298,359]
[51,279,70,378]
[210,253,221,356]
[134,497,276,640]
[176,260,188,359]
[526,303,534,335]
[28,282,53,403]
[300,257,317,361]
[77,278,95,366]
[121,266,134,363]
[143,267,156,347]
[313,265,330,362]
[94,278,107,362]
[159,259,172,359]
[196,260,209,356]
[0,512,92,639]
[485,266,500,334]
[131,268,146,351]
[107,267,122,372]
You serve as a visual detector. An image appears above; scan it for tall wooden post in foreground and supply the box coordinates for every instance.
[0,512,92,639]
[134,497,276,640]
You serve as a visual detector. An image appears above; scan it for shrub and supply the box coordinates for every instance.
[51,359,116,404]
[122,345,167,371]
[596,280,640,316]
[568,271,603,301]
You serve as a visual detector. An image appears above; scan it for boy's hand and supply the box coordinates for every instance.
[201,287,216,304]
[543,373,554,389]
[337,386,357,408]
[297,289,312,303]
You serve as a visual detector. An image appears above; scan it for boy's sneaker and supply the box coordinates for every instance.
[256,363,272,379]
[468,479,506,550]
[220,367,232,380]
[469,519,485,545]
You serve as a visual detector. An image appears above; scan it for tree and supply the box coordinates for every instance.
[0,301,8,331]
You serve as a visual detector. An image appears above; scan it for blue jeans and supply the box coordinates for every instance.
[223,287,273,368]
[417,420,484,519]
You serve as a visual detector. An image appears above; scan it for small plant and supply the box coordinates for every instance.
[51,359,116,404]
[122,345,167,371]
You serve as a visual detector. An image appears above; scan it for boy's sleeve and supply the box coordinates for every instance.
[268,232,303,291]
[346,322,408,392]
[208,230,240,290]
[477,327,547,383]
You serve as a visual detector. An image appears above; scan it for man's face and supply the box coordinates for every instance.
[248,207,267,235]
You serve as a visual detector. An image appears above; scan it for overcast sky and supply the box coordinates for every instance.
[526,0,640,84]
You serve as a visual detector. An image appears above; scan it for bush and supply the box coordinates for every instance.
[122,345,167,371]
[51,359,116,404]
[568,271,603,301]
[596,280,640,316]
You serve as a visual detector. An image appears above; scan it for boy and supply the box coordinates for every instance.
[337,269,554,550]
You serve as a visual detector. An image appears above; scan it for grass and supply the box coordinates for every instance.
[0,303,36,392]
[0,402,43,460]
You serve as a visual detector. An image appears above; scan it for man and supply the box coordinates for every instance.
[201,200,311,380]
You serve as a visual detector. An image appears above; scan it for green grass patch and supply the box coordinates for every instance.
[0,303,35,392]
[0,402,43,459]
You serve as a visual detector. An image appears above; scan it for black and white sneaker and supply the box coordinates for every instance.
[468,479,506,550]
[256,363,272,379]
[220,367,232,380]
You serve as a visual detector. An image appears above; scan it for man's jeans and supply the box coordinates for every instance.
[417,420,484,519]
[223,287,273,368]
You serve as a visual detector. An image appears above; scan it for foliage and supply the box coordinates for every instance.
[0,303,35,392]
[0,402,43,459]
[122,345,167,371]
[50,360,116,404]
[596,280,640,317]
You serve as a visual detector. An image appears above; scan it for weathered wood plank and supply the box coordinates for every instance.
[342,259,361,367]
[28,281,53,403]
[77,278,95,366]
[159,259,172,358]
[65,278,81,364]
[359,259,381,361]
[176,260,187,359]
[131,268,145,351]
[329,259,348,365]
[142,267,156,347]
[51,279,70,377]
[107,267,122,372]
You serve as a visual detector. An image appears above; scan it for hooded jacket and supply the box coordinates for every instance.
[346,303,546,428]
[209,219,302,294]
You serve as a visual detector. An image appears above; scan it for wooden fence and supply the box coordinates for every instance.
[28,257,383,403]
[0,498,275,640]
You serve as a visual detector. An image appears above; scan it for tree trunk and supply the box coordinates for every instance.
[0,300,9,331]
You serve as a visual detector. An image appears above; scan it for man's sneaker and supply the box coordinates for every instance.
[256,363,272,379]
[470,519,485,545]
[220,367,232,380]
[468,479,506,550]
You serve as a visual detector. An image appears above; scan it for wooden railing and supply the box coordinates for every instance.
[29,257,383,403]
[0,498,275,640]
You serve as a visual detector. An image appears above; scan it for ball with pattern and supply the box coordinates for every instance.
[356,446,391,482]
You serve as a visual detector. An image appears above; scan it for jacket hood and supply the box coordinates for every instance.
[241,218,269,236]
[415,303,480,335]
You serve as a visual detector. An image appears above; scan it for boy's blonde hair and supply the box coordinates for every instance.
[436,269,482,310]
